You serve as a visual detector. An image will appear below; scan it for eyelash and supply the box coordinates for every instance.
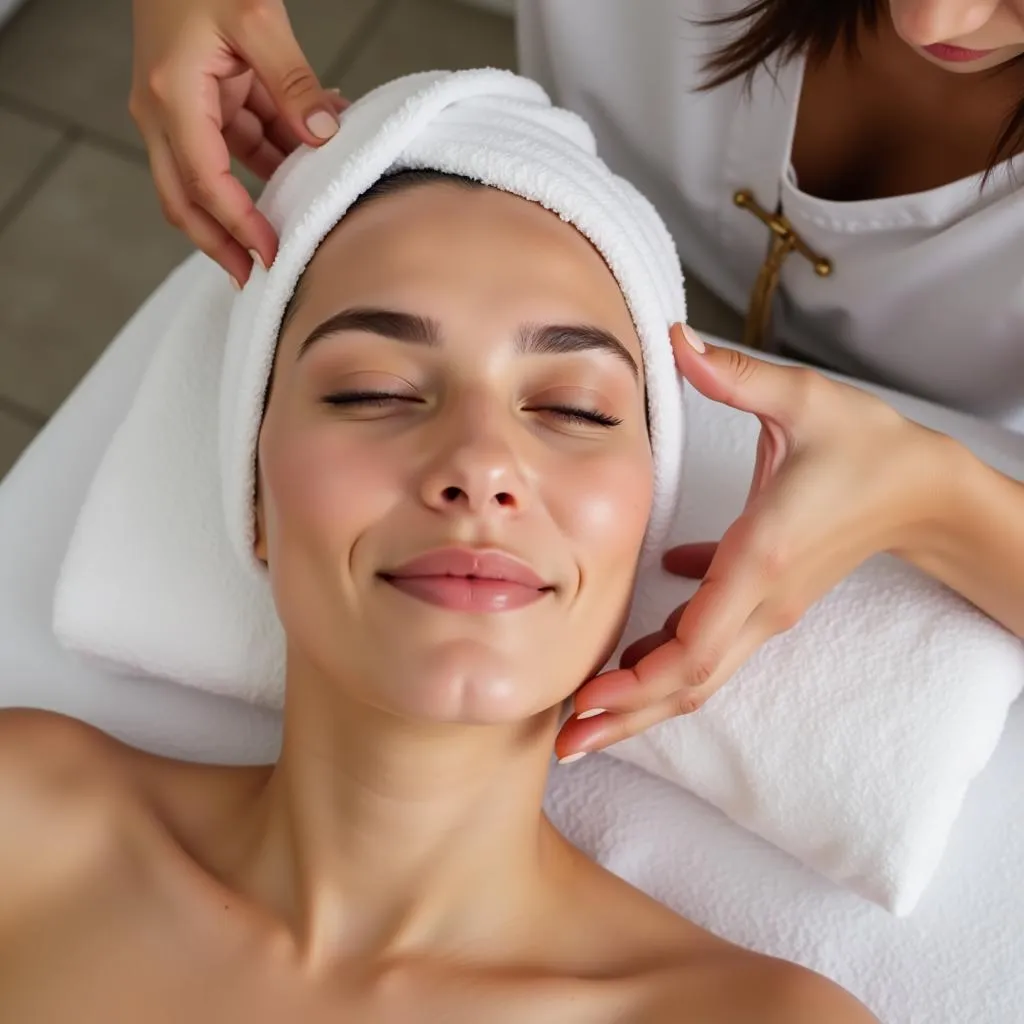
[323,392,622,428]
[324,390,417,409]
[546,406,622,428]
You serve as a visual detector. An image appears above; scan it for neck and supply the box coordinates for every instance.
[232,667,572,967]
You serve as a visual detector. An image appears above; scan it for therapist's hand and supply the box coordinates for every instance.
[556,325,949,761]
[129,0,346,286]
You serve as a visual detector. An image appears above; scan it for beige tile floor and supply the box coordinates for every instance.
[0,0,739,481]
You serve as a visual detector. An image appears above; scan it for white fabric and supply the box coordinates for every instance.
[3,267,1024,1021]
[53,69,686,708]
[0,257,282,764]
[517,0,1024,432]
[545,745,1024,1024]
[606,385,1024,914]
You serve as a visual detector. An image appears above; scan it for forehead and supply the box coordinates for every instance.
[280,183,644,367]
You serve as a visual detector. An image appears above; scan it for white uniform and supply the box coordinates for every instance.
[517,0,1024,430]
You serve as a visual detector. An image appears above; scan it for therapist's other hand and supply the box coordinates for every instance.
[556,325,947,761]
[129,0,345,286]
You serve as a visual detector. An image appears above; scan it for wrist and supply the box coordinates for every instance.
[891,429,1024,637]
[889,426,974,574]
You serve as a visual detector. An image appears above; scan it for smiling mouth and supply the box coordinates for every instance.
[379,547,556,613]
[381,574,553,612]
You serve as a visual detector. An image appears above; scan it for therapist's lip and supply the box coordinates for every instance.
[379,548,554,612]
[922,42,996,62]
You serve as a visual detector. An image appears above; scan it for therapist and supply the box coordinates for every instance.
[128,0,1024,761]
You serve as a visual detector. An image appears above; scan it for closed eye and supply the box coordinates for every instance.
[537,406,622,428]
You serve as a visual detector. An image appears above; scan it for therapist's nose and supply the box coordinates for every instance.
[889,0,1002,45]
[419,402,530,519]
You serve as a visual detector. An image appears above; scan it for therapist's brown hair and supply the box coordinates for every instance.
[701,0,1024,179]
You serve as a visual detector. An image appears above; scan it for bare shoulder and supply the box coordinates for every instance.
[640,950,879,1024]
[0,709,270,921]
[0,709,149,923]
[0,707,126,800]
[0,706,217,846]
[720,956,878,1024]
[561,849,876,1024]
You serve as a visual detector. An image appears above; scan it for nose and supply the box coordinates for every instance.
[418,399,530,517]
[890,0,1000,45]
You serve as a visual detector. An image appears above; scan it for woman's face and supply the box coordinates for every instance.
[889,0,1024,70]
[255,182,653,724]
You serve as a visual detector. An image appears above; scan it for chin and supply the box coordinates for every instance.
[375,639,576,725]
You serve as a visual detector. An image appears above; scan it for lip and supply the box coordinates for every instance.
[922,42,996,62]
[380,548,554,613]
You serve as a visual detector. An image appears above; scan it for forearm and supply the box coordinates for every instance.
[905,436,1024,638]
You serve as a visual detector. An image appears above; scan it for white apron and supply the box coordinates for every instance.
[517,0,1024,431]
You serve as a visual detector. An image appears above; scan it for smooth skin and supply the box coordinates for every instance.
[128,0,1024,761]
[0,184,876,1023]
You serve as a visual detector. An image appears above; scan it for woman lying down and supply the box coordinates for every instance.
[0,71,874,1023]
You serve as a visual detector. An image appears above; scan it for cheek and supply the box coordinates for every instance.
[550,446,654,572]
[260,425,397,565]
[538,446,652,683]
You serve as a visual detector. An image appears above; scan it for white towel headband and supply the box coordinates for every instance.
[55,69,687,706]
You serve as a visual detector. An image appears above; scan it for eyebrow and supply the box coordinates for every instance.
[516,323,638,378]
[298,306,639,377]
[298,307,440,356]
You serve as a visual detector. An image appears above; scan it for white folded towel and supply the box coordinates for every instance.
[53,68,686,706]
[603,380,1024,915]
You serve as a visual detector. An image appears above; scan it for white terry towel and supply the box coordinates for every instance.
[53,68,686,707]
[603,379,1024,915]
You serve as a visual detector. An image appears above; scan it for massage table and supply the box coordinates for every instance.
[1,256,1022,1022]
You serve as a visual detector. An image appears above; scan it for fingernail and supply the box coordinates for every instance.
[306,110,339,140]
[229,275,241,291]
[558,752,587,765]
[681,323,706,354]
[576,708,607,720]
[328,87,342,95]
[248,249,266,272]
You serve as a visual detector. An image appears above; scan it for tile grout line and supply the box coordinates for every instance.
[0,393,47,430]
[323,0,401,86]
[0,127,75,428]
[74,128,150,168]
[0,92,149,168]
[0,126,78,238]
